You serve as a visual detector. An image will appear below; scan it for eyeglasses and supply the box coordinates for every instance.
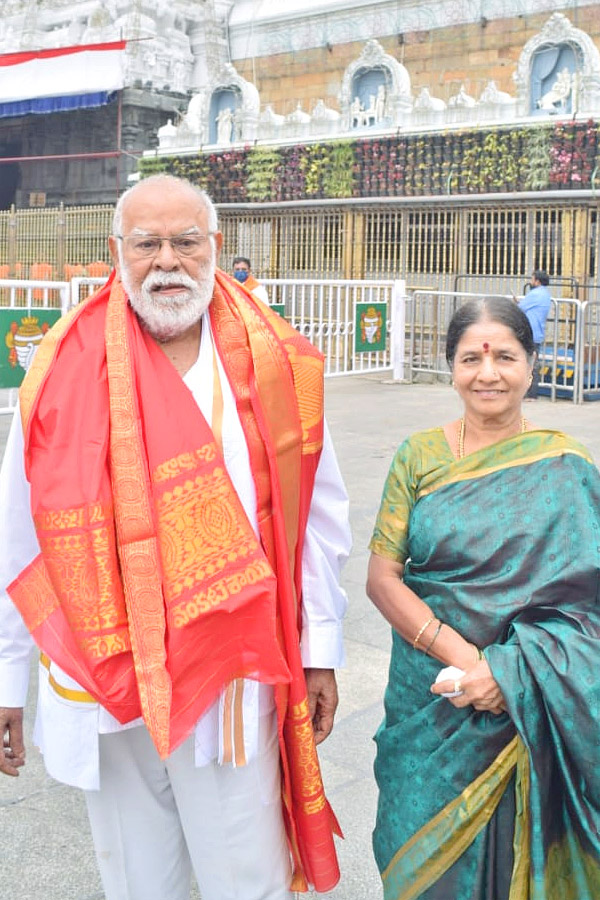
[114,232,214,259]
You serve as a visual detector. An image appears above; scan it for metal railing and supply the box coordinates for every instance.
[407,290,513,381]
[262,278,406,377]
[579,300,600,401]
[405,290,596,403]
[69,275,406,379]
[69,277,107,309]
[0,279,69,313]
[1,279,597,415]
[0,279,71,415]
[538,298,582,403]
[3,197,600,293]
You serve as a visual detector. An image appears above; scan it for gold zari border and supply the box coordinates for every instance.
[382,736,520,900]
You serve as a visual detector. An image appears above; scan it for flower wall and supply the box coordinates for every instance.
[139,121,600,202]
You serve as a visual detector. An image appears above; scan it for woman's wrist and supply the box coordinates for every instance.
[455,642,481,670]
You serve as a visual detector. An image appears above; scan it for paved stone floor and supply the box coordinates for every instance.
[1,376,597,899]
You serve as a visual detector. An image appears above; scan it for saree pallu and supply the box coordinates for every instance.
[374,431,600,900]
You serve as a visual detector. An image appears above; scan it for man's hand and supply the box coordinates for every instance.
[0,707,25,776]
[304,668,338,745]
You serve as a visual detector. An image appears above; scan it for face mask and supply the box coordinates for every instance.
[234,269,249,283]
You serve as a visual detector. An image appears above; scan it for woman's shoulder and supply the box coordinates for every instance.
[391,427,453,473]
[528,428,594,465]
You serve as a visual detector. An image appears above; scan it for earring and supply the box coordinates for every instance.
[528,373,533,386]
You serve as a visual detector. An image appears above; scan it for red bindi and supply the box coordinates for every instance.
[483,342,490,352]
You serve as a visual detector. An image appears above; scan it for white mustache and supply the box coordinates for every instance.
[143,270,200,294]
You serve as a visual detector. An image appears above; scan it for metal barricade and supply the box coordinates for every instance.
[0,279,70,415]
[537,298,583,403]
[0,279,69,313]
[407,290,515,381]
[69,277,108,309]
[406,290,589,404]
[578,300,600,401]
[262,278,407,378]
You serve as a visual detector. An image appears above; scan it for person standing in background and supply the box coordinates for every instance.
[514,269,552,400]
[232,256,269,304]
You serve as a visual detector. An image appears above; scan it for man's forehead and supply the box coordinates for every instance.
[122,186,208,229]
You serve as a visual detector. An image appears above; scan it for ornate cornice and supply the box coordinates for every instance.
[229,0,600,60]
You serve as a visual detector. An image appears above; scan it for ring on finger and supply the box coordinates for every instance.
[454,680,462,694]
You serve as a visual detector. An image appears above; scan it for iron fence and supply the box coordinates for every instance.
[0,277,597,415]
[262,278,405,377]
[580,300,600,401]
[1,196,600,294]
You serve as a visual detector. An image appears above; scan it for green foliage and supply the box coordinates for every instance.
[171,154,210,185]
[138,156,172,178]
[322,141,356,198]
[133,120,599,201]
[245,148,281,201]
[524,127,552,190]
[301,144,331,197]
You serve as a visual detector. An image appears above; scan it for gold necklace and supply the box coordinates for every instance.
[457,416,527,459]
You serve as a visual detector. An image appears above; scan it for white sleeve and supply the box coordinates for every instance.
[251,284,270,304]
[0,406,39,707]
[300,420,351,669]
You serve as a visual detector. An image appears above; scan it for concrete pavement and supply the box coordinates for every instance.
[1,376,598,900]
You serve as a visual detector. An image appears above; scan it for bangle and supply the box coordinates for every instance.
[424,621,443,654]
[412,616,435,649]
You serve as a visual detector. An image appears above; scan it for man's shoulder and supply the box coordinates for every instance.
[520,285,551,307]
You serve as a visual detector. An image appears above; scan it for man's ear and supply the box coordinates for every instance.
[213,231,224,261]
[108,236,121,279]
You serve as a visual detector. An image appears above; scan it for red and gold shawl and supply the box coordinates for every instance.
[9,269,341,891]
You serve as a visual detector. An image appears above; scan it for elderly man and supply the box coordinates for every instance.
[0,175,350,900]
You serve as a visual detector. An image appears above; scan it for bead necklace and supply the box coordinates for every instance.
[457,416,527,460]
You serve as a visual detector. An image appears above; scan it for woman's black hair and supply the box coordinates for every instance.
[445,297,536,367]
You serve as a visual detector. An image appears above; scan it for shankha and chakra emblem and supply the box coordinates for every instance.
[5,316,50,372]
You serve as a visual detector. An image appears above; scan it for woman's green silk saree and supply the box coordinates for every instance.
[370,430,600,900]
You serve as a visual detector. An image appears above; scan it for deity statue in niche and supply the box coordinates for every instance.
[537,67,573,111]
[530,42,578,115]
[350,96,363,128]
[216,106,234,144]
[375,84,386,121]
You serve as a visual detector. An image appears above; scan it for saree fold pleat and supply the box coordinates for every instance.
[373,431,600,900]
[9,270,341,892]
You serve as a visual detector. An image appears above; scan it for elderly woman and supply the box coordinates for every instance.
[366,297,600,899]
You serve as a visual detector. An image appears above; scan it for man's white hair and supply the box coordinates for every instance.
[111,174,219,237]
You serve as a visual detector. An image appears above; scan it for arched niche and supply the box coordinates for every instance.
[514,13,600,117]
[340,40,412,131]
[203,63,260,145]
[209,87,242,144]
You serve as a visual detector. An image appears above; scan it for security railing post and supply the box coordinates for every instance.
[392,280,406,382]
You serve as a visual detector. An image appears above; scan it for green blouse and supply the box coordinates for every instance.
[369,427,455,564]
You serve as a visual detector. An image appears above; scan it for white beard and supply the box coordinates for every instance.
[122,258,216,341]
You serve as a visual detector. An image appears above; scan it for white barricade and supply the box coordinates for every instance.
[262,278,407,378]
[0,279,70,415]
[578,300,600,402]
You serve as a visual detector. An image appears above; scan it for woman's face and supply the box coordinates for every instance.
[452,317,533,419]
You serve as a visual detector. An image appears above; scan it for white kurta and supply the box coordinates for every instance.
[0,312,350,790]
[250,282,269,304]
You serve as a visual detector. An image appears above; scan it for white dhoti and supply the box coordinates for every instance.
[84,713,294,900]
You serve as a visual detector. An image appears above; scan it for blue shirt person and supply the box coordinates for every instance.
[516,269,552,399]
